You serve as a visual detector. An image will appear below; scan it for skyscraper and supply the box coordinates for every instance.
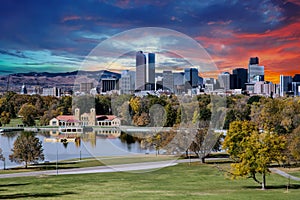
[163,71,174,92]
[292,82,300,96]
[184,68,198,91]
[135,51,146,90]
[173,72,184,94]
[279,75,292,97]
[248,57,264,83]
[233,68,248,90]
[146,53,155,90]
[218,72,230,90]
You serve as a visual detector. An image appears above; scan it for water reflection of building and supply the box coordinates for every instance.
[49,108,121,127]
[93,128,121,138]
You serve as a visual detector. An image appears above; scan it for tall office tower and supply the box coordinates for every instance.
[279,75,293,97]
[218,72,230,90]
[163,71,174,92]
[173,72,185,94]
[248,57,264,83]
[120,70,136,94]
[135,51,146,90]
[146,53,155,90]
[233,68,248,90]
[230,74,237,89]
[184,68,198,91]
[292,82,300,96]
[293,74,300,82]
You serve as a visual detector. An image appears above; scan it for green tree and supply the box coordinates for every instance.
[18,103,37,126]
[9,132,44,168]
[164,103,176,127]
[223,121,286,190]
[288,125,300,161]
[0,111,11,126]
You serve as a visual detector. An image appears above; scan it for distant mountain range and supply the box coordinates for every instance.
[9,70,121,79]
[0,70,121,92]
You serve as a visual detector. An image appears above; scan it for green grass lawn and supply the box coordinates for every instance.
[2,118,40,127]
[0,163,299,200]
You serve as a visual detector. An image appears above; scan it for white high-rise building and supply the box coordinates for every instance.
[120,70,136,94]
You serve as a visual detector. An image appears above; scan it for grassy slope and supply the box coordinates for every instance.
[0,163,299,200]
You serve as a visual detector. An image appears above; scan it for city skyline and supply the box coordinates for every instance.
[0,1,299,83]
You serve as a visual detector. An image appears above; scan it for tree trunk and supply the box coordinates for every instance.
[262,173,266,190]
[200,156,205,163]
[25,161,28,169]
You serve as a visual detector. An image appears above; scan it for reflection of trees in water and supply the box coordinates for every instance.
[2,131,19,138]
[38,131,50,137]
[119,132,140,144]
[81,132,96,147]
[62,142,68,148]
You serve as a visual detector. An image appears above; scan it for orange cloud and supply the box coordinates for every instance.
[195,22,300,83]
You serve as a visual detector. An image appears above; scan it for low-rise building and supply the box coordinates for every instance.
[49,108,121,127]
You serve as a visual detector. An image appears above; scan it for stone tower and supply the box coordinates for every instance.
[75,108,80,121]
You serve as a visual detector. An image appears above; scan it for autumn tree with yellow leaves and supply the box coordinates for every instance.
[223,121,286,190]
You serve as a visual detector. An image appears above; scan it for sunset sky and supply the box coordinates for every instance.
[0,0,299,83]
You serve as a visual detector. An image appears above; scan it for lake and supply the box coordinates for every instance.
[0,130,148,169]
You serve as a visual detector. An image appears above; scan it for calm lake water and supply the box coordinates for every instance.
[0,131,147,169]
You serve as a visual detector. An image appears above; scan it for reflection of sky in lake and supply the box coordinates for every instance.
[0,132,145,169]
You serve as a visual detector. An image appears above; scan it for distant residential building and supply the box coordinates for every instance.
[80,82,94,93]
[42,87,61,97]
[120,70,135,94]
[135,51,147,90]
[204,83,214,92]
[163,71,174,92]
[218,72,230,90]
[279,75,293,97]
[292,82,300,96]
[90,87,98,96]
[154,75,162,91]
[245,83,255,94]
[254,81,275,96]
[233,68,248,90]
[101,78,117,93]
[248,57,264,83]
[20,84,27,94]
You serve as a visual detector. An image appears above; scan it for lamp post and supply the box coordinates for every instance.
[3,157,5,170]
[56,143,58,175]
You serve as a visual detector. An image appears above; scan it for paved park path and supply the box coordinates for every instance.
[270,168,300,181]
[0,158,209,179]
